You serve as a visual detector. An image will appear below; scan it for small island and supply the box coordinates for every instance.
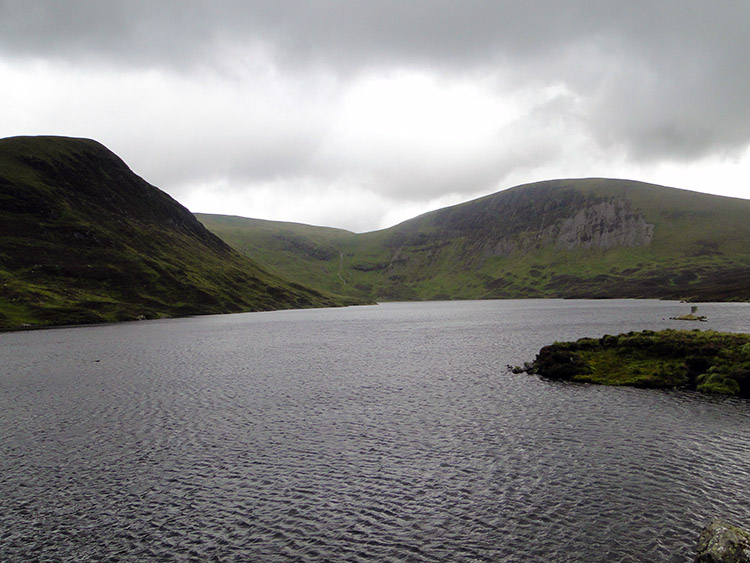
[670,305,708,322]
[515,329,750,397]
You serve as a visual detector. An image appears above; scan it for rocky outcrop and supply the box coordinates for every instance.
[696,519,750,562]
[555,199,654,250]
[485,197,654,257]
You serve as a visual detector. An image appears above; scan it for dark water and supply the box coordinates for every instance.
[2,299,749,562]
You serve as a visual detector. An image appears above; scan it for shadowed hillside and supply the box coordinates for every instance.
[197,179,750,302]
[0,136,360,330]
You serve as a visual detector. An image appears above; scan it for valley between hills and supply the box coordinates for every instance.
[2,135,749,330]
[196,178,750,304]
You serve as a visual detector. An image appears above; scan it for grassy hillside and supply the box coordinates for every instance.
[197,179,750,302]
[194,215,359,295]
[0,136,360,330]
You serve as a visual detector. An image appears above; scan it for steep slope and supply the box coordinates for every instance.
[197,179,750,302]
[0,136,358,330]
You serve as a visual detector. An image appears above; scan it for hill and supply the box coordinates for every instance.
[196,178,750,302]
[0,136,359,330]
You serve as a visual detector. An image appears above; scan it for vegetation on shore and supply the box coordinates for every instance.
[515,329,750,397]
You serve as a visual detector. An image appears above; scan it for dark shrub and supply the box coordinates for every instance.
[533,345,592,380]
[685,355,713,386]
[730,369,750,398]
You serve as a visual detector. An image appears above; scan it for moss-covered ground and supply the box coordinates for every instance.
[517,329,750,397]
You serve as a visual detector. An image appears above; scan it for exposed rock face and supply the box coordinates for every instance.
[696,519,750,562]
[485,196,654,257]
[555,199,654,250]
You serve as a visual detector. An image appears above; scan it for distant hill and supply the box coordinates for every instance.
[197,178,750,302]
[0,136,360,330]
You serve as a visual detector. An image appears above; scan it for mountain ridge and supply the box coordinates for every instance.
[2,134,746,332]
[197,178,750,302]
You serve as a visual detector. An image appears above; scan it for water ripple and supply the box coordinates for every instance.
[2,300,749,562]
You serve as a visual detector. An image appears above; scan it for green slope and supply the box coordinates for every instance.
[197,178,750,302]
[0,136,360,330]
[194,215,359,294]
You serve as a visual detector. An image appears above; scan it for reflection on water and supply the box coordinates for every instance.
[2,300,749,562]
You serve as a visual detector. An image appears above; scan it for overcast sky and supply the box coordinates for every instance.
[1,1,748,232]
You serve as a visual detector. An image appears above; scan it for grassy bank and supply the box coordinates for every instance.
[517,329,750,397]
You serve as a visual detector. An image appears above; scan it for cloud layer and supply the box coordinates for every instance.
[1,1,748,231]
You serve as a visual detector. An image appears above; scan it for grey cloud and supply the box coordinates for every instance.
[1,1,554,66]
[3,0,749,177]
[578,6,750,161]
[0,0,216,68]
[2,1,744,71]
